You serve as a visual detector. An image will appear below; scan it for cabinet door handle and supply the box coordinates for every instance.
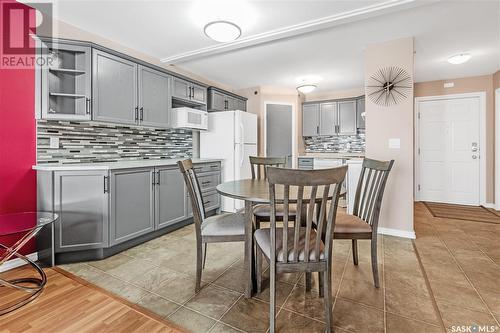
[157,171,160,185]
[134,106,139,121]
[86,98,91,115]
[140,107,144,121]
[103,176,109,193]
[316,125,319,134]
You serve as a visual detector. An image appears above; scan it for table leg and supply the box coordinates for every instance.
[244,200,255,298]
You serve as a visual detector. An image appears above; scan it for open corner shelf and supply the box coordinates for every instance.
[49,93,87,99]
[49,68,86,75]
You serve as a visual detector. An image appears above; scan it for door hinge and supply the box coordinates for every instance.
[418,112,421,119]
[418,148,420,155]
[417,184,421,191]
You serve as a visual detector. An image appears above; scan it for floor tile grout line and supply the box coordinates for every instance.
[419,204,500,328]
[430,231,500,328]
[332,245,350,311]
[411,239,447,333]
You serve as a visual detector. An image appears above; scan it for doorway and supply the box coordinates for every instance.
[265,103,294,167]
[415,93,486,206]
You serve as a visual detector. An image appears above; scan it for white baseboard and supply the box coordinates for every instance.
[0,253,38,273]
[482,203,497,210]
[378,227,416,239]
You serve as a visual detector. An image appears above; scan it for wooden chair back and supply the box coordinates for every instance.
[249,156,287,180]
[352,158,395,231]
[266,166,347,264]
[178,159,206,231]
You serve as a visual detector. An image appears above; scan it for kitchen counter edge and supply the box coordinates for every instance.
[33,158,223,171]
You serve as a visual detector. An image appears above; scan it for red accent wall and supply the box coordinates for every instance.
[0,0,37,253]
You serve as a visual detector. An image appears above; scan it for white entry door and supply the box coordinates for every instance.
[418,97,480,205]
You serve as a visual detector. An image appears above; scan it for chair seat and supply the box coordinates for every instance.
[252,204,297,218]
[334,214,372,234]
[201,213,245,237]
[254,227,325,262]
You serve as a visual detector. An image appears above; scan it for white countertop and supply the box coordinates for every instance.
[33,158,223,171]
[299,152,365,159]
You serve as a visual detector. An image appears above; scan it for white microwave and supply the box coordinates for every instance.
[170,107,208,131]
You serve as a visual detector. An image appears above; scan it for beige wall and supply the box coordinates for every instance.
[237,87,304,161]
[42,17,235,92]
[365,37,415,235]
[494,71,500,89]
[414,74,496,203]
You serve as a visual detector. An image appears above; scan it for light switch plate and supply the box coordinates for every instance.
[388,138,400,149]
[49,137,59,149]
[444,82,454,88]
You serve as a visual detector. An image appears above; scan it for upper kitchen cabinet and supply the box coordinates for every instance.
[356,96,366,129]
[138,65,171,128]
[207,87,247,111]
[41,42,92,121]
[92,49,138,125]
[172,77,207,105]
[302,103,320,136]
[319,102,338,136]
[302,97,359,136]
[338,100,357,135]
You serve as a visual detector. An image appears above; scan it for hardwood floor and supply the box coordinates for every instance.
[0,267,185,333]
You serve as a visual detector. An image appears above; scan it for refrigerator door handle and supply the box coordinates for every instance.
[239,122,245,167]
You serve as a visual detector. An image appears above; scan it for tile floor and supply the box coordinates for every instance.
[60,204,500,333]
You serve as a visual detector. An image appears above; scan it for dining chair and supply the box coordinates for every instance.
[249,156,297,229]
[334,158,394,288]
[254,166,347,332]
[178,159,245,292]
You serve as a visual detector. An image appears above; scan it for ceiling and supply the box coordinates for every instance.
[44,0,499,92]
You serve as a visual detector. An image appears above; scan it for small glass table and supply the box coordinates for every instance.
[0,212,58,315]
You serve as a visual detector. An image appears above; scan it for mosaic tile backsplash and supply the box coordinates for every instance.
[304,133,365,153]
[37,120,192,164]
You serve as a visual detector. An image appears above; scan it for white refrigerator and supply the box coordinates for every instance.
[200,110,258,212]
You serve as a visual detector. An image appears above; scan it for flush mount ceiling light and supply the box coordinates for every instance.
[204,20,241,43]
[447,53,471,65]
[297,84,317,94]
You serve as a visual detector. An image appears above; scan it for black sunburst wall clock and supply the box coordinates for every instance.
[365,66,413,107]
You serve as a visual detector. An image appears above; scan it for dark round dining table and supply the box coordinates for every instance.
[217,179,340,298]
[0,212,58,315]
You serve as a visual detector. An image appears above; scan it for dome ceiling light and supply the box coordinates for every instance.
[297,84,317,94]
[447,53,471,65]
[204,20,242,43]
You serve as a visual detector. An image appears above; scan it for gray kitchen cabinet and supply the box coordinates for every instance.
[155,167,187,229]
[172,77,190,101]
[237,99,247,111]
[138,65,171,128]
[172,77,207,105]
[109,168,155,246]
[356,97,365,129]
[209,90,226,110]
[41,42,92,121]
[319,102,338,136]
[93,50,138,125]
[302,103,320,136]
[338,100,357,135]
[207,87,247,111]
[191,84,207,104]
[53,170,109,252]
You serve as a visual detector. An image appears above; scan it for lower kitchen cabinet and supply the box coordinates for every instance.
[53,170,109,252]
[155,167,187,229]
[109,168,155,246]
[36,161,221,262]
